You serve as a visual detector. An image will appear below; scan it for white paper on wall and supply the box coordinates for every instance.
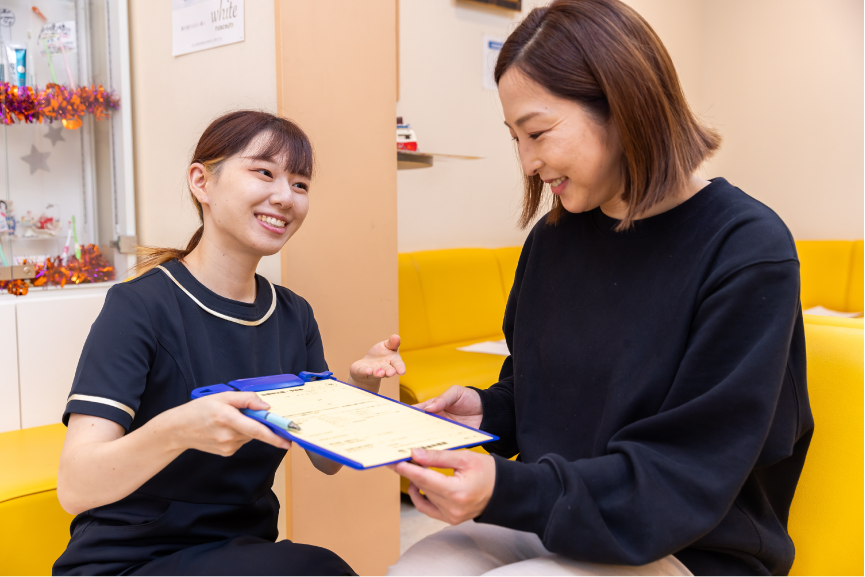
[483,34,505,91]
[37,21,78,54]
[172,0,244,57]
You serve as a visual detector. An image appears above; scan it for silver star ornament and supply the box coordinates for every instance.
[21,145,50,174]
[44,124,66,146]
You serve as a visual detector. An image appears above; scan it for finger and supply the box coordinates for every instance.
[395,460,454,495]
[220,392,271,411]
[414,397,437,411]
[385,334,401,352]
[226,410,291,450]
[408,482,446,522]
[411,448,470,470]
[390,355,407,376]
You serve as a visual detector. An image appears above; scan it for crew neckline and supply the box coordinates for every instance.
[591,177,727,239]
[161,259,273,322]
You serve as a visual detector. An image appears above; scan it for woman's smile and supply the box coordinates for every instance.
[255,212,287,233]
[547,176,568,195]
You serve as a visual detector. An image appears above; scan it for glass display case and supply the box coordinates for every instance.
[0,0,134,296]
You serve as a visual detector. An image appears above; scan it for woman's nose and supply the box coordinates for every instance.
[519,146,543,177]
[271,180,294,208]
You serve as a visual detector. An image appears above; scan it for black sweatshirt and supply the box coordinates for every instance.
[474,178,811,576]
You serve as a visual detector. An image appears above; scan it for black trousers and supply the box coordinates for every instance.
[126,535,355,576]
[55,495,354,576]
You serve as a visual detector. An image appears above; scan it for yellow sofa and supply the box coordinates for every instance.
[398,248,521,405]
[0,423,73,576]
[796,240,863,314]
[788,316,863,575]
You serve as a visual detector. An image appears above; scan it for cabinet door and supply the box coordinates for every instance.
[17,288,108,428]
[0,298,20,432]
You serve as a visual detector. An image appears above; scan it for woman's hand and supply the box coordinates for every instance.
[415,385,483,429]
[390,448,496,524]
[349,334,406,393]
[166,392,292,456]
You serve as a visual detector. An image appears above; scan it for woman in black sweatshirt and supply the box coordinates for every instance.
[390,1,810,575]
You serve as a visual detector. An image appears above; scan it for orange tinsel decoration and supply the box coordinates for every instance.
[0,82,119,127]
[3,245,115,296]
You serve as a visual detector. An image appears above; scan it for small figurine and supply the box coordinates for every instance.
[0,200,16,235]
[0,200,8,234]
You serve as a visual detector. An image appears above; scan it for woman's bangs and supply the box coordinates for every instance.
[247,125,314,179]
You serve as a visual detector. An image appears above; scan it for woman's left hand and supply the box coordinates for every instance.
[390,448,496,524]
[349,334,406,393]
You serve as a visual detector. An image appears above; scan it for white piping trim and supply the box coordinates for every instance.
[67,394,136,419]
[156,265,277,327]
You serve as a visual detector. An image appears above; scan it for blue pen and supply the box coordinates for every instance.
[241,409,302,431]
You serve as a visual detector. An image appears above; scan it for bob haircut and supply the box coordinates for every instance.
[495,0,720,230]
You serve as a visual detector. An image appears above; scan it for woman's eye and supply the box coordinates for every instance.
[293,182,309,191]
[528,131,545,140]
[257,169,273,178]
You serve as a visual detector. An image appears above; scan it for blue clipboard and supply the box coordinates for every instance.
[190,371,498,470]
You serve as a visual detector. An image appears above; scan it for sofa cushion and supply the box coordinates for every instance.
[399,341,507,405]
[796,240,855,311]
[788,319,863,576]
[0,423,73,576]
[846,240,863,313]
[411,249,506,347]
[494,247,522,300]
[398,253,432,351]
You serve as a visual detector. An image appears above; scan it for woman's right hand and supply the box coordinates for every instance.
[415,386,483,429]
[165,392,292,456]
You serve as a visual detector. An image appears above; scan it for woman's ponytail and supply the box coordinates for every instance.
[131,224,203,277]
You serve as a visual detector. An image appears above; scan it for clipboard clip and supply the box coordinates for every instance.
[190,373,307,399]
[299,371,334,382]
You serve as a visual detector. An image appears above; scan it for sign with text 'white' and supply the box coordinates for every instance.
[172,0,244,57]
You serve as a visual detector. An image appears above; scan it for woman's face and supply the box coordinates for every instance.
[499,68,623,215]
[189,134,311,258]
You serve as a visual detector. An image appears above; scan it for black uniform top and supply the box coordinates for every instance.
[55,259,327,575]
[474,178,812,576]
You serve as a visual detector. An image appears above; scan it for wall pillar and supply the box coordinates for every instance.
[274,2,400,574]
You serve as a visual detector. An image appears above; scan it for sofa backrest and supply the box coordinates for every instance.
[788,317,864,575]
[398,248,521,351]
[796,240,863,312]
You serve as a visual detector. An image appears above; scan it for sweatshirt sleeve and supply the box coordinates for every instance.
[475,259,801,565]
[472,226,536,457]
[472,356,518,457]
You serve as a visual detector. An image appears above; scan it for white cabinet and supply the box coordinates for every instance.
[0,285,109,432]
[0,299,20,431]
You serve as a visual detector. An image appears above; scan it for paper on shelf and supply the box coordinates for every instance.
[258,379,494,469]
[456,339,510,356]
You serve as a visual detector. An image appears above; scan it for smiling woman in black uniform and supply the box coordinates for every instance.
[53,111,403,576]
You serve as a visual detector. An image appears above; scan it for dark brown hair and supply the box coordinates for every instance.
[495,0,720,229]
[133,110,314,275]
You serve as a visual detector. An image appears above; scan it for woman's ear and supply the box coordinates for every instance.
[188,163,210,206]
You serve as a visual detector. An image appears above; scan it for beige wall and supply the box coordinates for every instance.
[397,0,863,250]
[396,0,548,253]
[275,1,400,575]
[699,0,863,240]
